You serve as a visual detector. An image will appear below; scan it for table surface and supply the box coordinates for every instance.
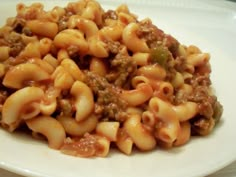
[0,160,236,177]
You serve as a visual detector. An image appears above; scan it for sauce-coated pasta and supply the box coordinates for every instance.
[0,0,223,157]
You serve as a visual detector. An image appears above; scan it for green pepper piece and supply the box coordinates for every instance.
[150,46,169,67]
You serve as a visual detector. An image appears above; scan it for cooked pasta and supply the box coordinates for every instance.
[0,0,223,157]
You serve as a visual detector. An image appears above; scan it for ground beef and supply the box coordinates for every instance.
[163,34,179,58]
[106,50,136,87]
[61,133,104,157]
[138,19,179,58]
[138,19,165,48]
[174,74,215,119]
[173,89,189,105]
[187,75,215,118]
[10,18,31,37]
[174,73,223,135]
[195,93,215,119]
[138,19,222,133]
[174,56,188,73]
[191,116,215,136]
[84,71,128,121]
[9,42,25,57]
[212,101,223,123]
[70,55,91,70]
[188,74,211,87]
[57,99,74,117]
[12,18,26,33]
[105,39,121,54]
[3,32,25,57]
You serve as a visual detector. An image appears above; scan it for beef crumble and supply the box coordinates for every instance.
[173,72,223,135]
[138,19,179,58]
[137,19,165,48]
[84,71,128,122]
[3,32,26,57]
[106,47,137,87]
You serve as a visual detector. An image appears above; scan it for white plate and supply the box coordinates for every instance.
[1,1,236,177]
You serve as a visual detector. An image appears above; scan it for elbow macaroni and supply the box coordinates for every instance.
[2,87,44,131]
[0,0,222,158]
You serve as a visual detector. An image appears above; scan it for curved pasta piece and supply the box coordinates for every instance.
[149,97,180,143]
[43,86,61,103]
[132,52,150,66]
[124,114,156,151]
[19,42,41,58]
[95,135,110,157]
[131,75,150,88]
[142,111,156,127]
[116,4,130,14]
[60,58,85,81]
[28,58,55,74]
[116,128,133,155]
[67,15,80,29]
[174,121,191,146]
[52,6,66,19]
[76,18,98,38]
[96,122,120,141]
[186,45,201,55]
[52,66,74,90]
[89,57,107,76]
[81,0,103,26]
[120,83,153,106]
[172,102,198,122]
[122,22,149,53]
[136,64,166,81]
[20,102,41,120]
[57,49,70,62]
[171,72,184,88]
[99,24,123,41]
[26,20,58,38]
[68,15,99,38]
[26,116,66,149]
[2,87,44,131]
[118,12,136,25]
[66,1,87,15]
[53,29,88,55]
[88,35,109,58]
[39,38,53,57]
[177,44,187,58]
[0,64,6,78]
[0,46,10,61]
[57,114,98,136]
[75,17,99,38]
[186,53,210,67]
[40,86,60,116]
[43,54,59,69]
[153,81,174,100]
[3,63,50,89]
[70,81,94,122]
[40,99,57,116]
